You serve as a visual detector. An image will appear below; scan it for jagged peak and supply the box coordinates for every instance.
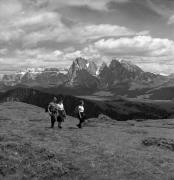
[110,58,134,66]
[109,59,123,68]
[110,58,143,73]
[99,62,108,70]
[73,57,97,66]
[96,62,108,76]
[71,57,97,72]
[101,61,108,67]
[121,60,142,71]
[74,57,88,64]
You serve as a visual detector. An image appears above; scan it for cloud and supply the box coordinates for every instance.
[92,35,174,74]
[0,0,148,46]
[0,2,145,47]
[1,36,174,74]
[32,0,129,11]
[147,0,174,17]
[168,15,174,24]
[13,48,78,68]
[23,23,147,46]
[147,0,174,27]
[0,0,173,75]
[15,48,60,62]
[0,29,24,42]
[94,36,174,57]
[0,46,101,70]
[137,61,174,75]
[0,0,22,18]
[63,46,101,60]
[13,12,59,27]
[73,24,148,41]
[0,10,62,44]
[0,49,8,55]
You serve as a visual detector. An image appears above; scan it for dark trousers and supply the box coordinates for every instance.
[50,113,57,128]
[77,112,85,128]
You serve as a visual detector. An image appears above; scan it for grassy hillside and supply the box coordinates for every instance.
[1,102,174,179]
[146,86,174,100]
[0,87,172,120]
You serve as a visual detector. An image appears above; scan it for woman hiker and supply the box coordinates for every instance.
[57,98,66,129]
[48,97,58,128]
[76,100,85,128]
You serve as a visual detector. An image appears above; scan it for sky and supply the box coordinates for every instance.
[0,0,174,75]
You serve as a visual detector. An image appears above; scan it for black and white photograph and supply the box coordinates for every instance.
[0,0,174,179]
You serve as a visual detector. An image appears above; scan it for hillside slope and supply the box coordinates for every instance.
[145,86,174,100]
[0,87,172,120]
[1,102,174,179]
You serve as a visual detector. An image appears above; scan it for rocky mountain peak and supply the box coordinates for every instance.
[68,57,97,78]
[120,60,143,73]
[67,57,98,87]
[72,57,98,75]
[96,62,108,75]
[100,62,108,69]
[110,59,143,73]
[110,59,122,68]
[98,58,162,88]
[73,57,88,70]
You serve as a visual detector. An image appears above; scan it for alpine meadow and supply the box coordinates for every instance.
[1,0,174,180]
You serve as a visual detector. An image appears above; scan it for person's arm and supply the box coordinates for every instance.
[78,106,82,118]
[64,108,67,116]
[62,104,66,117]
[48,103,51,115]
[56,104,59,116]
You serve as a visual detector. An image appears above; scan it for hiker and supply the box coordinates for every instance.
[48,97,58,128]
[57,98,66,129]
[76,100,85,128]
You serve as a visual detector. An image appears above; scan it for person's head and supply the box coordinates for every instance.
[58,98,63,104]
[53,97,57,103]
[80,100,84,106]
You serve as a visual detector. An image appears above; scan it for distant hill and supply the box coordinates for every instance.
[1,68,68,88]
[145,86,174,100]
[0,87,172,120]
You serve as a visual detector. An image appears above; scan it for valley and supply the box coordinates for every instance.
[0,87,174,121]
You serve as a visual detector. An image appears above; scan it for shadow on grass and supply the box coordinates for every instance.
[29,119,45,122]
[68,127,78,130]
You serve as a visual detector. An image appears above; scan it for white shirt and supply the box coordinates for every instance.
[57,103,64,111]
[78,105,84,113]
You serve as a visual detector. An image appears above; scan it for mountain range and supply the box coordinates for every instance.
[1,56,174,120]
[0,57,174,99]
